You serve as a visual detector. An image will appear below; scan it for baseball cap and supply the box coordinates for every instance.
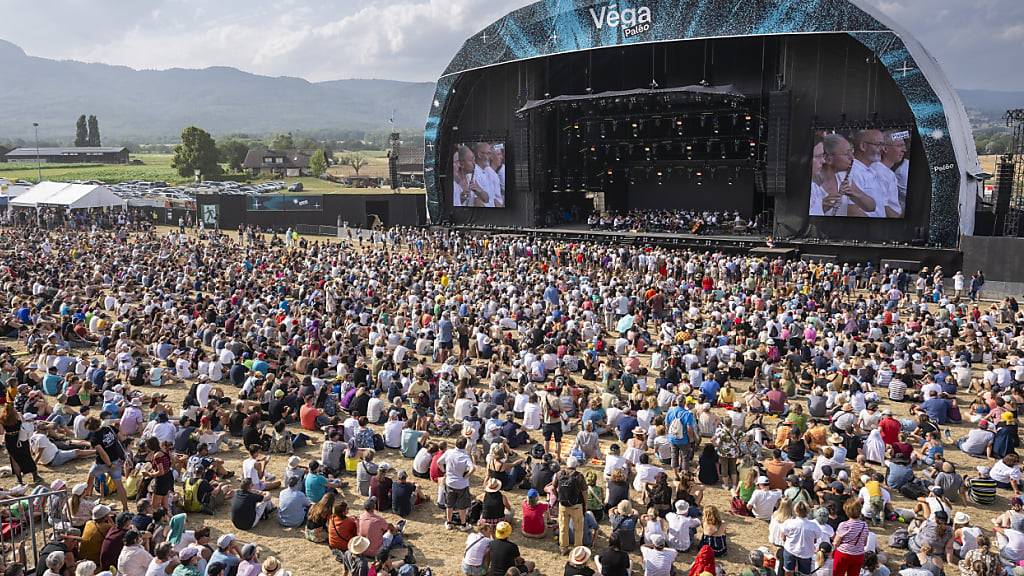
[756,476,769,485]
[217,534,236,548]
[527,488,539,498]
[179,547,200,561]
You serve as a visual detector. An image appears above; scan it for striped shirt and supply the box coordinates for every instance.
[835,519,869,555]
[966,476,998,505]
[888,379,907,401]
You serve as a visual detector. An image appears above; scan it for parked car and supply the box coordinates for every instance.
[287,182,303,192]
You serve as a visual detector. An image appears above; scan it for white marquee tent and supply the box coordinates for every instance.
[9,182,125,209]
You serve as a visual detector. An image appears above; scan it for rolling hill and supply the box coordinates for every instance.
[0,39,436,143]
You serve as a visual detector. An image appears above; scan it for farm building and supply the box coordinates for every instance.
[3,146,128,164]
[242,149,313,177]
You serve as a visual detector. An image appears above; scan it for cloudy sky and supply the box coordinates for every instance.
[1,0,1022,90]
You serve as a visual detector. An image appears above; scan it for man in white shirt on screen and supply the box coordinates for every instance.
[844,129,888,217]
[453,145,488,207]
[473,142,501,208]
[493,144,506,204]
[883,130,910,214]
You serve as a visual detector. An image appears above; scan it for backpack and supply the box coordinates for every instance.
[611,515,637,552]
[898,480,928,499]
[669,414,686,441]
[889,528,910,549]
[465,500,483,525]
[323,393,339,418]
[94,473,116,497]
[543,394,561,421]
[354,428,375,449]
[556,471,582,506]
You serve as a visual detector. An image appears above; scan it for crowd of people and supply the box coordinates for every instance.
[0,220,1018,576]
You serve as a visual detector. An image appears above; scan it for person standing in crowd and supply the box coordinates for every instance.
[555,457,588,555]
[438,436,475,531]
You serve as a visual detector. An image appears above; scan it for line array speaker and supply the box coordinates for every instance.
[765,90,791,197]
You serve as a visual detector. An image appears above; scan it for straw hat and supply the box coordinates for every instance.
[828,433,844,444]
[348,536,370,555]
[569,546,592,565]
[483,478,502,493]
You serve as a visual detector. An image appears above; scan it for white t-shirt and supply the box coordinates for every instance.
[463,533,491,567]
[413,448,433,475]
[367,398,384,423]
[118,544,153,576]
[523,402,541,430]
[633,463,665,492]
[438,448,473,489]
[604,454,629,478]
[781,517,822,558]
[197,383,212,408]
[29,433,59,464]
[383,420,405,449]
[748,489,783,520]
[666,513,700,551]
[991,460,1022,484]
[640,546,678,576]
[1002,529,1024,562]
[145,559,172,576]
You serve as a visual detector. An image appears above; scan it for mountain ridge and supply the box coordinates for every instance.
[0,39,436,143]
[2,39,1023,144]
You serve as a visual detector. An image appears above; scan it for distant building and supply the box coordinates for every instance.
[3,146,128,164]
[242,149,313,177]
[388,146,424,188]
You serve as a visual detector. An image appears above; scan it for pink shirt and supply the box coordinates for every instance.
[357,511,389,556]
[835,519,869,555]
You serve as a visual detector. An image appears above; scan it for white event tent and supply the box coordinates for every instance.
[9,182,125,210]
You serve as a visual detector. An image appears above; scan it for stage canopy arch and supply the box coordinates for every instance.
[424,0,979,247]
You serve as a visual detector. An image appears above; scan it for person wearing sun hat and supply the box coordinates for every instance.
[665,500,701,552]
[477,477,512,526]
[175,546,202,576]
[564,545,593,576]
[489,521,535,576]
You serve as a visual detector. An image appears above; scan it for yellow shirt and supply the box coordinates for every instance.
[865,480,882,498]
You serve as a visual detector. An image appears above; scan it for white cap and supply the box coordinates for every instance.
[217,534,236,548]
[756,476,769,485]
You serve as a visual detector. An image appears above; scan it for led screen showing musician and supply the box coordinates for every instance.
[808,127,910,218]
[452,141,506,208]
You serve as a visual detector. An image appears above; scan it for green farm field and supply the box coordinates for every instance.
[0,152,421,195]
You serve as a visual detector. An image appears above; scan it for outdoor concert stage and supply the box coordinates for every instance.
[450,224,962,271]
[423,0,982,253]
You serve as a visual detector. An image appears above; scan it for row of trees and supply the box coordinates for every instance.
[74,115,101,147]
[170,126,370,178]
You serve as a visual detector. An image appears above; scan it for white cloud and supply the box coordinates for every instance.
[0,0,526,81]
[1,0,1022,89]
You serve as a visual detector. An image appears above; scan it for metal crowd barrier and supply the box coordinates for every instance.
[0,488,69,574]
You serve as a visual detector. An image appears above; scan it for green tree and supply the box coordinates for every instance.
[294,136,319,150]
[308,149,328,177]
[75,115,88,147]
[218,138,250,172]
[270,133,295,150]
[172,126,222,178]
[86,115,100,146]
[340,152,368,175]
